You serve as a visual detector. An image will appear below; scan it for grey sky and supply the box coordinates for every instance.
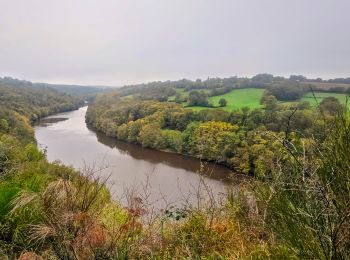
[0,0,349,85]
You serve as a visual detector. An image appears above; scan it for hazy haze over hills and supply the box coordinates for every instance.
[0,0,349,85]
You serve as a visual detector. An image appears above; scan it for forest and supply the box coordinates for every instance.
[0,76,349,259]
[86,75,346,176]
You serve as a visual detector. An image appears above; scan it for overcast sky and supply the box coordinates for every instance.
[0,0,349,86]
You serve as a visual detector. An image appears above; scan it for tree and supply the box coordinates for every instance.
[267,80,307,101]
[289,75,306,82]
[251,73,274,87]
[261,94,278,111]
[158,129,182,152]
[297,101,311,110]
[138,123,161,148]
[0,119,9,132]
[174,93,184,103]
[219,98,227,107]
[320,96,342,115]
[185,121,238,161]
[188,91,210,107]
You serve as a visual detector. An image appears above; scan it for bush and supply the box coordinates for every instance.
[188,91,210,107]
[219,98,227,107]
[158,129,182,152]
[256,112,350,259]
[267,80,307,101]
[320,96,342,115]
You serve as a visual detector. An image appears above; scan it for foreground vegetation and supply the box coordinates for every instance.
[0,79,279,258]
[1,75,350,259]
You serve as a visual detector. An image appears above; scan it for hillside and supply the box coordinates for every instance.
[0,75,349,258]
[85,76,350,258]
[0,77,115,99]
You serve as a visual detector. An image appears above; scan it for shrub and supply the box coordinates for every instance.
[219,98,227,107]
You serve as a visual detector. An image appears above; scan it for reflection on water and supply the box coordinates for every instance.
[92,128,232,183]
[38,117,68,125]
[35,106,242,207]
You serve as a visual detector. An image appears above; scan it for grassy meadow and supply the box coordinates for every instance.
[300,92,349,106]
[138,87,348,111]
[183,88,349,111]
[181,88,264,111]
[209,88,264,110]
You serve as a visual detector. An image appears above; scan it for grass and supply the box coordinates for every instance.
[184,88,349,111]
[122,94,134,99]
[186,88,264,111]
[280,92,350,108]
[300,92,349,106]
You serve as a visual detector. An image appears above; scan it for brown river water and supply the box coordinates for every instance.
[35,106,243,208]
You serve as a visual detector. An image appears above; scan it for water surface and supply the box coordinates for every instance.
[35,107,239,207]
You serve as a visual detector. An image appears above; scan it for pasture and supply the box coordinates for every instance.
[185,88,264,111]
[169,87,349,111]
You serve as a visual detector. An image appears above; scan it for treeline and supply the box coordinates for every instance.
[0,82,84,144]
[112,73,350,104]
[0,83,117,258]
[301,76,350,84]
[0,85,83,124]
[86,92,342,176]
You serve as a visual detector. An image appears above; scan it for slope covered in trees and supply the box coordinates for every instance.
[86,86,345,176]
[0,79,84,121]
[0,76,114,101]
[115,75,349,113]
[1,75,349,258]
[86,77,350,258]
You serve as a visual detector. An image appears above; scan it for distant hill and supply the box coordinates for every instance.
[0,76,118,97]
[34,83,117,95]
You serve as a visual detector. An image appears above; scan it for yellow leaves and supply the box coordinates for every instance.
[189,121,238,161]
[138,123,162,148]
[100,202,128,230]
[196,121,238,133]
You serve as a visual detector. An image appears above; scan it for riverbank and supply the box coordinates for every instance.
[35,106,240,207]
[85,97,285,177]
[87,122,240,174]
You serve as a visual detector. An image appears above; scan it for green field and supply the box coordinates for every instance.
[185,89,349,111]
[122,94,134,99]
[169,87,349,111]
[300,92,349,106]
[186,88,264,111]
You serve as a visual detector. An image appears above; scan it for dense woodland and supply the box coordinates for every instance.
[114,74,350,102]
[0,76,349,258]
[86,76,345,176]
[0,77,113,101]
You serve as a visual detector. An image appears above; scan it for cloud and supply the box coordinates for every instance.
[0,0,349,85]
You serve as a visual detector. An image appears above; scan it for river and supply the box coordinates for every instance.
[35,106,241,208]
